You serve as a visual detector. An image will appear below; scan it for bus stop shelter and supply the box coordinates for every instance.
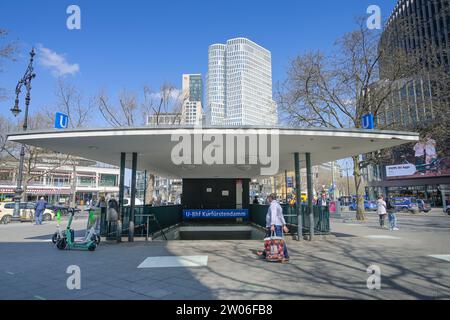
[7,126,419,241]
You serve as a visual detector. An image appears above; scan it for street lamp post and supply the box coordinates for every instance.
[10,48,36,222]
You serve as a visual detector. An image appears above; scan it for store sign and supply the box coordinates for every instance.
[386,164,417,177]
[183,209,249,219]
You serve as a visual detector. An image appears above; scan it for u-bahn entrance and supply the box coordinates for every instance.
[7,126,419,242]
[182,179,250,210]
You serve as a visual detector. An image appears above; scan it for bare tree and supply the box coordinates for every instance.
[96,83,187,203]
[277,17,448,220]
[7,112,68,202]
[0,28,18,101]
[43,79,91,206]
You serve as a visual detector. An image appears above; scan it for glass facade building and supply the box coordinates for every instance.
[181,74,203,125]
[365,0,450,207]
[206,38,278,126]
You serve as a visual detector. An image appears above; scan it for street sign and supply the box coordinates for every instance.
[362,113,374,129]
[54,112,69,129]
[183,209,249,219]
[287,177,293,188]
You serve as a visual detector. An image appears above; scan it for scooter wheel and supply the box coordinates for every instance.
[56,238,67,250]
[91,234,101,245]
[52,233,58,244]
[88,243,96,251]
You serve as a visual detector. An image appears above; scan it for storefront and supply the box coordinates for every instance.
[385,185,443,207]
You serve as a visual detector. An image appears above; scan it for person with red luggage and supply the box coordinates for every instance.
[257,193,290,262]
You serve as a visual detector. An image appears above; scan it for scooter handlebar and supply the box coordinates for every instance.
[68,208,81,215]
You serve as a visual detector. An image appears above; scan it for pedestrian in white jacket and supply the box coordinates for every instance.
[377,195,387,228]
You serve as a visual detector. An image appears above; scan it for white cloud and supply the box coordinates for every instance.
[37,44,79,77]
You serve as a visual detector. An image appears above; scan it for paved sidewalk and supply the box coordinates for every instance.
[0,215,449,300]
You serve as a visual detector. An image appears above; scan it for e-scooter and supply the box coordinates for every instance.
[51,209,63,244]
[84,207,101,245]
[56,208,97,251]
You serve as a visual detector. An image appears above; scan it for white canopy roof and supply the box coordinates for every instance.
[7,126,418,179]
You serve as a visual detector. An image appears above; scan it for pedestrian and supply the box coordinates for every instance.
[387,200,399,231]
[34,197,47,225]
[257,193,290,262]
[317,193,327,206]
[253,196,259,204]
[377,195,387,228]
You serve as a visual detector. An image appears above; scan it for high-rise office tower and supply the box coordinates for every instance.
[181,74,203,126]
[206,38,278,126]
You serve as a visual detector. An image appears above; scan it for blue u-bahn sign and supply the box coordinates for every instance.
[362,113,375,129]
[183,209,249,219]
[54,112,69,129]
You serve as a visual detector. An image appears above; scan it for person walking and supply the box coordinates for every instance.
[387,199,399,231]
[377,195,387,228]
[258,193,290,262]
[317,193,328,206]
[34,197,47,225]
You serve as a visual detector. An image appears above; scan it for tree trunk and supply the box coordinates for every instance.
[352,155,365,221]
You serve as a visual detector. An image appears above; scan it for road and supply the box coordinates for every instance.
[0,210,448,300]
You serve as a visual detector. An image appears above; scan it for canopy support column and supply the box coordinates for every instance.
[294,153,303,241]
[118,152,126,243]
[129,152,138,242]
[306,152,314,241]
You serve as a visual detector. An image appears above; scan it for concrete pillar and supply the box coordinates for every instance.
[306,153,314,241]
[129,152,138,242]
[294,153,303,241]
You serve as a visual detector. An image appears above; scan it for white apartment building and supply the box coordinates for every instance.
[206,38,278,126]
[181,74,203,125]
[0,155,119,205]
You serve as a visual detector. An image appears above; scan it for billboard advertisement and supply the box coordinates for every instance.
[386,135,450,179]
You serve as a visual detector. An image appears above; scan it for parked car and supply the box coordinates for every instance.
[391,197,430,214]
[46,204,70,215]
[416,199,431,213]
[0,202,55,224]
[349,200,377,211]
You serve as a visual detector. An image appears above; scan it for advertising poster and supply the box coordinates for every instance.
[386,134,450,180]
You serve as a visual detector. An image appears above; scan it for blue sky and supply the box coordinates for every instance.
[1,0,396,126]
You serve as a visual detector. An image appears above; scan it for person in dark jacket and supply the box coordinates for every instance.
[34,197,47,225]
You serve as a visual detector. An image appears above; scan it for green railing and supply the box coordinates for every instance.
[100,205,183,237]
[249,204,330,235]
